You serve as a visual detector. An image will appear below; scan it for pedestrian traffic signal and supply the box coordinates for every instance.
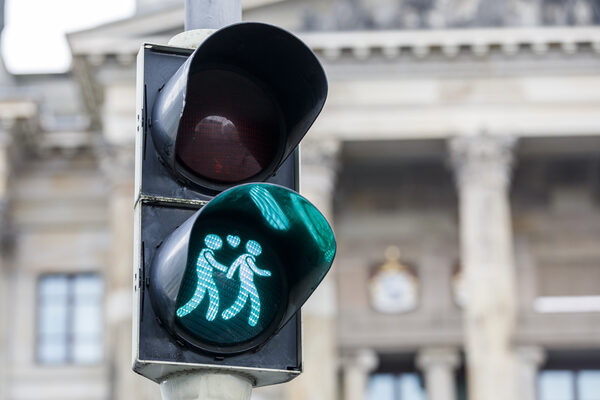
[132,22,331,386]
[150,183,335,355]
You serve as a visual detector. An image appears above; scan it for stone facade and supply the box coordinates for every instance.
[1,1,599,400]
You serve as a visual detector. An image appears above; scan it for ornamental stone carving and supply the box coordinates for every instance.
[449,135,516,190]
[301,0,600,31]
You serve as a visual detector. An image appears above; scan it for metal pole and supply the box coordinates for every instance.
[160,3,249,400]
[160,373,252,400]
[185,0,242,31]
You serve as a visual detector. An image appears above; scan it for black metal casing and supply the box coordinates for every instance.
[132,22,328,386]
[150,23,327,193]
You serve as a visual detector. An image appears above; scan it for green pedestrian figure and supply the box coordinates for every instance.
[176,234,228,321]
[222,240,271,326]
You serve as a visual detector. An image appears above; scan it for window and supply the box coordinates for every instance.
[539,370,600,400]
[368,373,426,400]
[37,274,103,365]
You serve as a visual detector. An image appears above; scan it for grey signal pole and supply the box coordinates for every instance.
[159,2,251,400]
[185,0,242,30]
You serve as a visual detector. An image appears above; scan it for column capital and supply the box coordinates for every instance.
[342,348,379,373]
[299,137,341,221]
[516,345,546,367]
[301,137,341,171]
[416,347,460,370]
[0,127,12,147]
[449,135,517,190]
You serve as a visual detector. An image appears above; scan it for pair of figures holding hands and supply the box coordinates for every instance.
[176,234,271,327]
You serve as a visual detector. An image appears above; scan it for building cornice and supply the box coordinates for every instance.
[302,26,600,60]
[69,26,600,61]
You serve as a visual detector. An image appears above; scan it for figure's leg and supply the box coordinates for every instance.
[205,282,220,321]
[222,290,248,320]
[248,285,261,327]
[176,284,206,317]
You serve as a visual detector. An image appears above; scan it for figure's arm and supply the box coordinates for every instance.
[226,258,241,279]
[205,252,228,272]
[247,257,271,277]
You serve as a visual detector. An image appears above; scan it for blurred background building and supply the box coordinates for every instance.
[0,0,599,400]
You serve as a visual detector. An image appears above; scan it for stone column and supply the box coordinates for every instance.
[516,346,546,400]
[285,137,340,400]
[0,125,13,400]
[449,135,518,400]
[99,142,160,400]
[342,349,378,400]
[416,347,460,400]
[99,143,134,396]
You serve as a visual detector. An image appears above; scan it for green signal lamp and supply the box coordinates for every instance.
[149,183,336,354]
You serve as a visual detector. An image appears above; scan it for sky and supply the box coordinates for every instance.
[2,0,136,74]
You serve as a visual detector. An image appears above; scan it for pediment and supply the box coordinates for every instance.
[67,0,288,56]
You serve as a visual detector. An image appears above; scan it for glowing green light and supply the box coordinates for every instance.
[291,195,336,263]
[221,240,272,327]
[226,234,241,248]
[173,183,335,350]
[177,236,272,327]
[176,234,228,320]
[250,185,290,231]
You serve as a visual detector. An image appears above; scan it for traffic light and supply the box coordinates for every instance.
[132,22,333,387]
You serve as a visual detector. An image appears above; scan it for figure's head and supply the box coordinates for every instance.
[246,240,262,256]
[204,234,222,250]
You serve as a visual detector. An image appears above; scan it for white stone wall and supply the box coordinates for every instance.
[6,155,110,400]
